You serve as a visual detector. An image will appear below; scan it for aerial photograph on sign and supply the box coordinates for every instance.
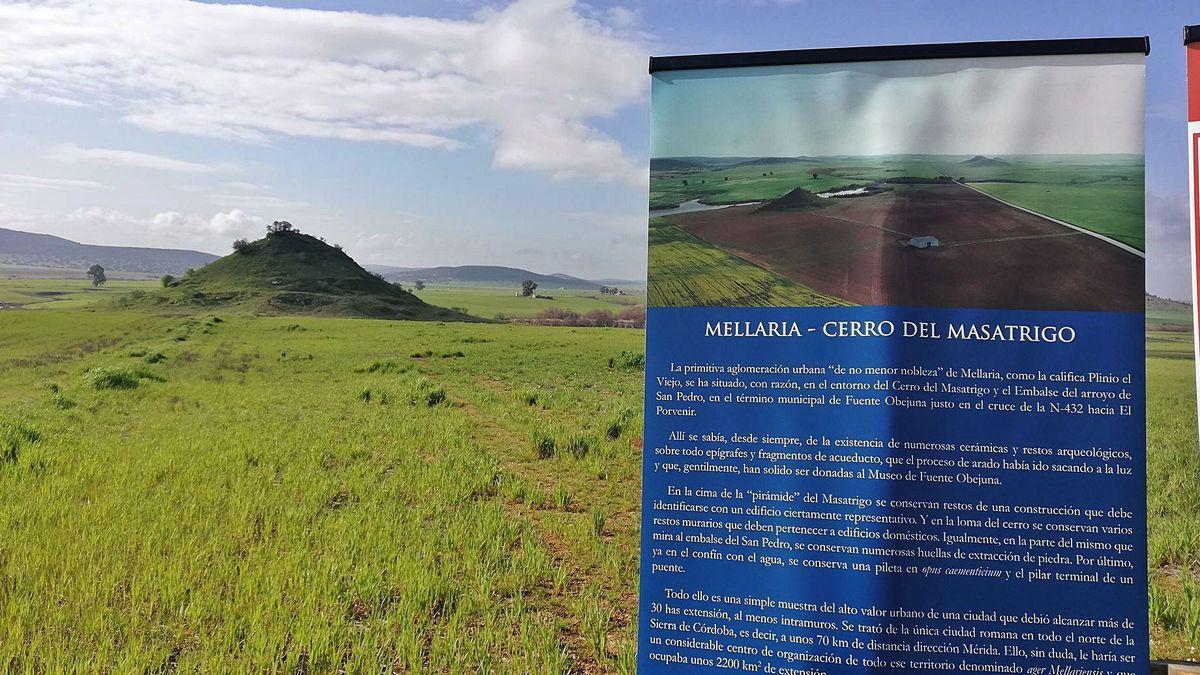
[649,57,1146,312]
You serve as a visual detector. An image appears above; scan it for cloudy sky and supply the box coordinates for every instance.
[653,54,1145,157]
[0,0,1194,295]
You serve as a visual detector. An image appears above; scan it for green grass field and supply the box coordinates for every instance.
[0,307,645,672]
[647,220,847,308]
[412,285,643,320]
[0,277,645,322]
[0,281,1197,668]
[0,278,156,310]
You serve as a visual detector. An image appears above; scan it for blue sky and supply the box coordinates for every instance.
[0,0,1195,296]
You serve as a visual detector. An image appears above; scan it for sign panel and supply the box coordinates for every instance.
[639,39,1148,674]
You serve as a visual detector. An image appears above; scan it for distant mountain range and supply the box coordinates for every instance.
[365,265,641,290]
[0,227,218,276]
[650,156,819,171]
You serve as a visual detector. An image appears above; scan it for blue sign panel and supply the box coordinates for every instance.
[640,42,1148,675]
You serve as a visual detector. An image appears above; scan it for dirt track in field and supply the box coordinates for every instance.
[665,182,1143,312]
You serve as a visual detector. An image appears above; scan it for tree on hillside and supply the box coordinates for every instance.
[267,220,294,235]
[414,280,425,291]
[87,264,106,287]
[520,279,537,297]
[232,238,250,252]
[161,274,174,288]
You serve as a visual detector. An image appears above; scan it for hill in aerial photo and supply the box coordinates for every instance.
[148,222,474,321]
[960,155,1010,168]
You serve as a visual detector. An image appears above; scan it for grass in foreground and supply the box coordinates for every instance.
[0,292,1198,667]
[0,309,643,672]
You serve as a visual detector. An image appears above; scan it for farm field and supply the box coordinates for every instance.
[649,156,1144,310]
[661,181,1143,311]
[0,277,644,322]
[0,278,155,309]
[647,219,845,308]
[650,155,1144,258]
[0,284,1198,666]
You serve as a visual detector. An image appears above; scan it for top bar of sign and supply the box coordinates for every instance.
[649,37,1151,74]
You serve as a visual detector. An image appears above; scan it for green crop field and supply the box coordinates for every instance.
[0,278,156,310]
[647,220,847,308]
[411,285,642,320]
[0,305,646,672]
[1,281,1198,668]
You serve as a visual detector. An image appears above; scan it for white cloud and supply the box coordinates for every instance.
[151,209,263,240]
[351,232,412,263]
[0,202,262,253]
[48,143,228,173]
[0,173,106,190]
[0,0,648,186]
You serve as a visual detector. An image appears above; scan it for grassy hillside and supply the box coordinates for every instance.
[145,229,472,321]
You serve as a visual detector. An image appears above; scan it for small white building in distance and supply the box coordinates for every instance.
[905,236,940,249]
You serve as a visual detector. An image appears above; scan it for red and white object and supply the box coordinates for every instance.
[1189,26,1200,412]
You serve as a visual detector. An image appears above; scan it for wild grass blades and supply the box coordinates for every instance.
[566,432,596,459]
[353,359,410,374]
[573,585,613,665]
[41,381,75,410]
[359,387,390,404]
[82,365,166,390]
[552,485,574,511]
[0,418,39,465]
[604,408,637,440]
[606,351,644,371]
[531,429,556,459]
